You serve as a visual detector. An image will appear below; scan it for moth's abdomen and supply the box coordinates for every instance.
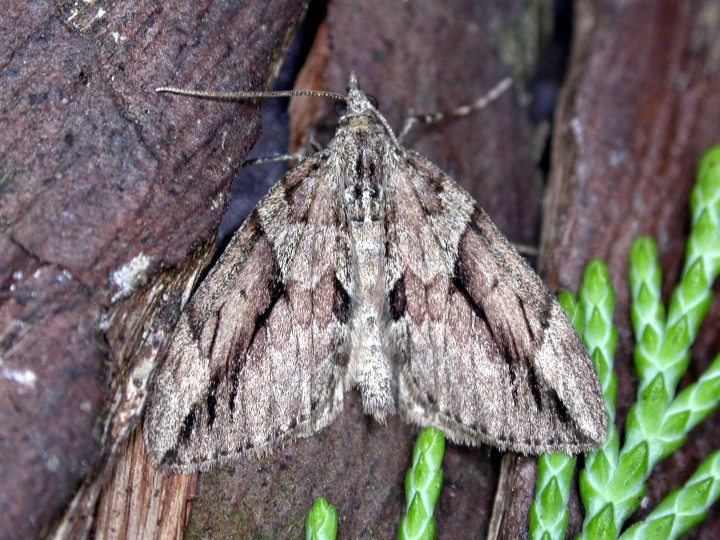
[344,149,395,421]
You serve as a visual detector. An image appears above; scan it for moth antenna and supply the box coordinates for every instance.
[398,77,513,143]
[155,86,348,103]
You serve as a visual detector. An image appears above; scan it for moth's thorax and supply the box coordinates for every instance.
[339,112,386,132]
[341,132,388,224]
[340,79,401,151]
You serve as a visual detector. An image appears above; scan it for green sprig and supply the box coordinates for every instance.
[305,497,338,540]
[530,451,577,540]
[578,146,720,538]
[619,449,720,539]
[398,427,446,540]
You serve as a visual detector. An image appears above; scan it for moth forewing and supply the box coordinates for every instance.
[145,73,606,473]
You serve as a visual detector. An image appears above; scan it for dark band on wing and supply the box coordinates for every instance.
[549,389,570,424]
[518,297,535,340]
[180,403,200,442]
[452,260,496,344]
[527,364,544,411]
[389,276,407,321]
[248,275,286,352]
[333,276,351,323]
[228,266,285,413]
[206,375,220,428]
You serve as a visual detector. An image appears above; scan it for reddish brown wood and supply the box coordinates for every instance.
[0,236,103,539]
[95,430,197,540]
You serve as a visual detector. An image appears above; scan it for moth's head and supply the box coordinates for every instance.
[342,72,380,118]
[337,72,400,146]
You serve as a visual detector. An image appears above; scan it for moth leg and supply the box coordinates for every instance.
[241,152,307,167]
[241,138,323,168]
[511,242,540,258]
[308,135,323,152]
[397,77,513,143]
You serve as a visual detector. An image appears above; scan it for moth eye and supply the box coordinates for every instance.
[366,94,379,108]
[334,101,348,116]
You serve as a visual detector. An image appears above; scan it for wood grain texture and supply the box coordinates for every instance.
[96,431,197,540]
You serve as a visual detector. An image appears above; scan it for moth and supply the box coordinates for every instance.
[145,73,606,473]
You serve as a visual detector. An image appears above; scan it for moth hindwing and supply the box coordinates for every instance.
[145,73,606,473]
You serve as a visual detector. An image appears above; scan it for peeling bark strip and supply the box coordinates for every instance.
[144,74,606,474]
